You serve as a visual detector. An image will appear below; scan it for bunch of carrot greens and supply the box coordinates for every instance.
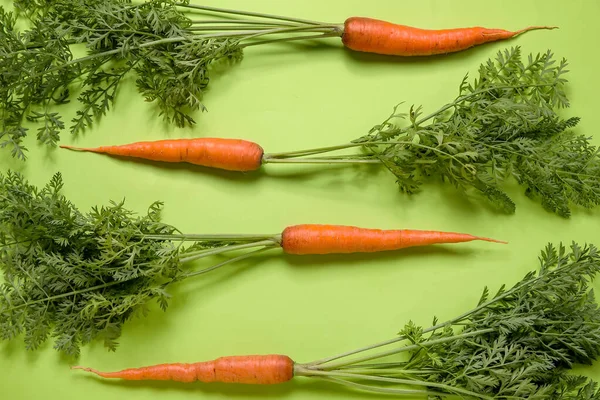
[3,171,600,399]
[75,242,600,399]
[62,48,600,217]
[0,171,501,356]
[3,1,600,399]
[1,0,553,159]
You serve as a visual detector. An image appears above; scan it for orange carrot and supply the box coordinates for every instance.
[73,355,294,384]
[60,138,264,172]
[341,17,557,56]
[280,224,506,255]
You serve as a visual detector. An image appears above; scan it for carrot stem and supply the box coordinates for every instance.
[308,270,540,368]
[181,246,276,279]
[263,157,382,165]
[236,25,343,43]
[142,234,279,242]
[186,26,280,32]
[312,328,493,371]
[189,20,298,27]
[179,239,280,264]
[241,32,341,48]
[175,3,330,26]
[264,143,359,159]
[312,376,448,397]
[303,336,406,367]
[2,280,123,312]
[295,368,494,400]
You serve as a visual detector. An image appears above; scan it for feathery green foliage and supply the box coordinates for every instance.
[0,171,278,356]
[266,48,599,217]
[0,171,181,355]
[299,242,600,399]
[356,48,600,217]
[1,0,339,159]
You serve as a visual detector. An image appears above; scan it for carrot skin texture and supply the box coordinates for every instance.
[60,138,264,172]
[281,224,506,255]
[342,17,555,56]
[73,355,294,384]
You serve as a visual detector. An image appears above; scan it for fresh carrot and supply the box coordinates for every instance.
[60,138,264,172]
[280,224,506,255]
[70,242,600,398]
[341,18,556,56]
[72,355,294,384]
[9,2,560,159]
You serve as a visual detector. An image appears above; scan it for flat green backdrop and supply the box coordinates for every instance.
[1,0,599,399]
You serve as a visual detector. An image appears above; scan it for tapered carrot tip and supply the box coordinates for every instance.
[60,145,94,152]
[514,26,558,35]
[72,366,101,375]
[475,236,508,245]
[280,225,507,255]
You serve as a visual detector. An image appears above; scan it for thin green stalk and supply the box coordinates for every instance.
[263,158,381,165]
[2,280,123,312]
[310,262,556,369]
[413,82,560,127]
[189,20,298,27]
[315,328,494,371]
[7,37,187,89]
[11,24,340,90]
[266,83,561,162]
[303,336,408,367]
[265,140,465,166]
[264,143,359,158]
[176,3,330,26]
[142,233,280,242]
[332,367,433,376]
[296,368,494,400]
[310,376,447,397]
[0,239,33,248]
[241,32,341,48]
[186,25,283,32]
[69,26,164,40]
[180,246,275,279]
[235,25,342,43]
[179,239,279,264]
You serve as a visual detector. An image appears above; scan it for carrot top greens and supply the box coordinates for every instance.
[4,168,600,397]
[295,242,600,399]
[265,48,600,217]
[0,171,279,356]
[0,0,342,159]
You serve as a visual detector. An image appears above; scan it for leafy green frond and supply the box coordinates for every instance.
[0,0,244,157]
[355,47,598,217]
[0,171,181,356]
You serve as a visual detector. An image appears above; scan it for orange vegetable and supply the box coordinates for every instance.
[280,224,506,255]
[73,355,294,384]
[60,138,264,172]
[341,17,556,56]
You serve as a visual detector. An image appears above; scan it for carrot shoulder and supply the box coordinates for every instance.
[60,138,264,172]
[341,17,557,56]
[281,224,506,255]
[73,355,295,384]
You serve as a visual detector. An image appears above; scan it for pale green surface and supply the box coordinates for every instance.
[1,0,599,399]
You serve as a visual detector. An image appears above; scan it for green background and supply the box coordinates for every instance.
[1,0,599,399]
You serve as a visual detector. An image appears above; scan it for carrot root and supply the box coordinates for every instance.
[72,355,295,384]
[510,26,559,36]
[60,138,264,172]
[281,224,506,255]
[342,17,557,56]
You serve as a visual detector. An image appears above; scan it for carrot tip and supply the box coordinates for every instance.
[59,145,83,151]
[515,26,559,35]
[71,366,100,375]
[478,237,509,245]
